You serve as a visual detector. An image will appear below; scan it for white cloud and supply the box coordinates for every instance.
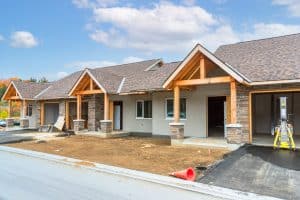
[65,56,144,70]
[242,23,300,41]
[57,71,69,79]
[272,0,300,17]
[0,35,4,41]
[10,31,38,48]
[89,1,225,51]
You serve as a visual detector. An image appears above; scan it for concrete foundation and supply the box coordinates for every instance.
[73,119,85,132]
[6,118,14,128]
[20,118,29,128]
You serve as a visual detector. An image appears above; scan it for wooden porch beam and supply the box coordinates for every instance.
[22,100,27,118]
[9,96,21,100]
[40,102,44,126]
[230,79,237,123]
[104,93,110,120]
[175,76,231,87]
[77,95,82,120]
[174,86,180,123]
[90,79,94,90]
[8,100,12,118]
[75,89,102,95]
[65,101,70,129]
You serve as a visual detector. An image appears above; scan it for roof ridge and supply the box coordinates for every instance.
[217,32,300,49]
[92,58,160,70]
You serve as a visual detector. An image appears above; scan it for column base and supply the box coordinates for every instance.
[169,122,185,140]
[100,120,113,134]
[6,118,14,128]
[73,119,85,132]
[226,124,243,144]
[20,118,29,128]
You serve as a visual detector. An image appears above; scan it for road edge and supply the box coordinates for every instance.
[0,145,282,200]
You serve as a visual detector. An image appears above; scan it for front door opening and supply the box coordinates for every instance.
[208,96,226,137]
[113,101,123,130]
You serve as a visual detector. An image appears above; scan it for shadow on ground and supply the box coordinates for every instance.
[199,145,300,200]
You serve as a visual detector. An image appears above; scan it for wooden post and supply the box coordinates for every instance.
[174,86,180,123]
[230,79,237,124]
[65,101,70,129]
[40,102,44,126]
[22,100,27,118]
[8,100,12,118]
[104,93,110,120]
[90,79,93,90]
[200,57,205,79]
[77,95,82,120]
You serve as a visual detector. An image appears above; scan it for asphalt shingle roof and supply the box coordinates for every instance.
[12,81,51,99]
[215,33,300,82]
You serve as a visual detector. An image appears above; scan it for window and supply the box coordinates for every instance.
[136,100,152,119]
[26,104,33,117]
[165,98,186,119]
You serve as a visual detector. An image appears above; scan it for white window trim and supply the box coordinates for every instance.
[136,100,152,119]
[165,98,187,120]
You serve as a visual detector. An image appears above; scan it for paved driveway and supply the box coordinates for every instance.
[199,145,300,200]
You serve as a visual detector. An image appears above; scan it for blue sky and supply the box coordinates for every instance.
[0,0,300,81]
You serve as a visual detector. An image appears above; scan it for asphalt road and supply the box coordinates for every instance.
[0,149,229,200]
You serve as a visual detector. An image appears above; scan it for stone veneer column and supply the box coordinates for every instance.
[6,118,14,128]
[100,120,112,134]
[73,119,85,132]
[226,124,243,144]
[88,95,102,131]
[169,122,184,144]
[20,118,29,128]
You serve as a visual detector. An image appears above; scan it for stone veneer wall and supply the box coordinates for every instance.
[86,94,104,131]
[234,83,300,144]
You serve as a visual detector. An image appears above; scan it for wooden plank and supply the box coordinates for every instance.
[9,96,21,100]
[174,86,180,123]
[54,116,65,131]
[75,89,102,95]
[175,76,231,87]
[104,93,110,120]
[230,79,237,123]
[200,57,206,79]
[187,66,200,80]
[23,100,27,118]
[65,101,70,129]
[40,102,44,126]
[226,96,231,124]
[77,95,82,120]
[109,101,114,128]
[249,93,252,143]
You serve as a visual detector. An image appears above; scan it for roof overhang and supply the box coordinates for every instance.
[163,44,249,89]
[68,69,107,96]
[1,81,23,101]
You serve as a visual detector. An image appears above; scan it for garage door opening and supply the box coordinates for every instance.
[208,96,226,138]
[252,92,300,147]
[44,103,59,125]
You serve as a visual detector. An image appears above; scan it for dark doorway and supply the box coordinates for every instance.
[113,101,123,130]
[208,96,226,137]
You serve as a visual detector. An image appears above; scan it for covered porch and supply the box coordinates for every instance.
[163,44,245,144]
[2,82,34,129]
[68,69,121,136]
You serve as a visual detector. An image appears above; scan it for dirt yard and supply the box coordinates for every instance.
[6,135,229,175]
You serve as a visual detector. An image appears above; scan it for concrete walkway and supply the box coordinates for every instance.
[0,131,62,144]
[199,145,300,200]
[0,146,280,200]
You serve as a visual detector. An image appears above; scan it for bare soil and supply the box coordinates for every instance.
[6,135,229,175]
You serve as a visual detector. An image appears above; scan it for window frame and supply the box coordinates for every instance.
[26,103,33,117]
[165,98,187,120]
[136,100,152,119]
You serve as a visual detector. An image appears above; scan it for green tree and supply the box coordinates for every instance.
[0,110,8,120]
[0,85,7,99]
[38,77,48,83]
[29,77,37,82]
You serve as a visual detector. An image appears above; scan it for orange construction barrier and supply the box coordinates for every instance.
[170,167,196,181]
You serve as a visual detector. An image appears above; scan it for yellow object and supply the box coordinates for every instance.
[273,124,296,150]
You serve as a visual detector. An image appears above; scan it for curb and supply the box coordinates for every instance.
[0,146,282,200]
